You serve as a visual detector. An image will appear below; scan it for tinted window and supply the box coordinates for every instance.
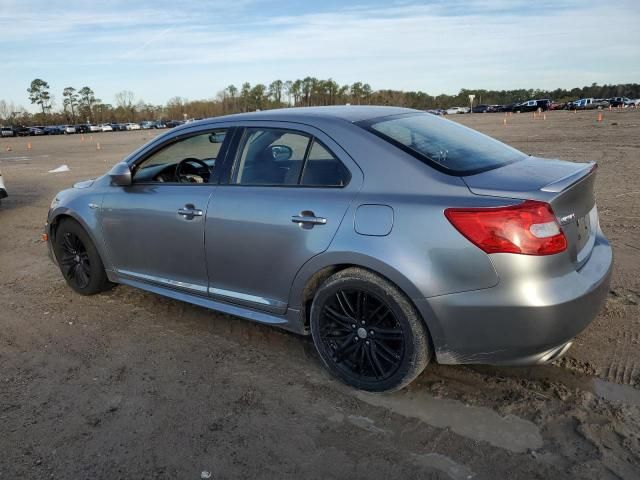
[363,113,526,174]
[233,129,311,185]
[301,140,350,187]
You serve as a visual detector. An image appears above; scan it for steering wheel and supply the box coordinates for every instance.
[175,158,212,183]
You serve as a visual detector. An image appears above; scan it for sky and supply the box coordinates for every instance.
[1,0,639,111]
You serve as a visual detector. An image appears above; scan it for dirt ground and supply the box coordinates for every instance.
[1,110,639,479]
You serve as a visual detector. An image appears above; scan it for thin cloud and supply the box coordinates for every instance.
[1,0,639,107]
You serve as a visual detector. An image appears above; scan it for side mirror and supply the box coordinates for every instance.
[271,144,293,161]
[108,162,132,186]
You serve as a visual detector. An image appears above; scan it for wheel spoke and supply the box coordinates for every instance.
[367,307,391,326]
[365,302,385,322]
[357,341,366,372]
[324,306,354,328]
[374,340,401,365]
[335,339,359,363]
[336,291,356,318]
[62,234,75,254]
[365,345,384,378]
[59,254,76,267]
[369,344,387,377]
[373,327,403,340]
[68,262,80,279]
[76,266,88,287]
[322,328,352,340]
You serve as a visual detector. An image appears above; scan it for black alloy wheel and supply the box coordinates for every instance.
[58,231,92,289]
[319,289,404,382]
[310,268,430,392]
[52,218,112,295]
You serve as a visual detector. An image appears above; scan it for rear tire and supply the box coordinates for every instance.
[53,219,112,295]
[310,268,430,392]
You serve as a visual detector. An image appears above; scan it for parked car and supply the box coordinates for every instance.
[496,103,518,112]
[0,168,7,204]
[154,121,167,128]
[165,120,185,128]
[549,101,567,110]
[573,98,610,110]
[445,107,468,115]
[99,124,113,132]
[10,125,30,136]
[44,126,63,135]
[87,124,101,133]
[1,126,15,137]
[608,97,633,107]
[471,105,492,113]
[514,99,551,113]
[29,126,46,136]
[109,123,125,131]
[46,106,613,391]
[125,122,141,130]
[139,121,155,129]
[426,109,445,116]
[74,124,88,134]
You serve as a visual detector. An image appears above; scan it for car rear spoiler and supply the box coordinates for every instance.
[540,162,597,193]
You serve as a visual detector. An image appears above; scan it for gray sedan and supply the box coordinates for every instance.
[46,106,612,391]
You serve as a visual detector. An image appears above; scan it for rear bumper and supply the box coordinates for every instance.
[419,231,613,365]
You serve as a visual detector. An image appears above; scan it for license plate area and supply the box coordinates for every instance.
[576,206,598,268]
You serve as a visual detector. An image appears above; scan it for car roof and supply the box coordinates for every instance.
[179,106,419,130]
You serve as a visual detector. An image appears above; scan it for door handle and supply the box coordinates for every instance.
[291,212,327,226]
[178,205,203,218]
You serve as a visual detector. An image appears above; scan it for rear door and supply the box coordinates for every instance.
[204,122,362,314]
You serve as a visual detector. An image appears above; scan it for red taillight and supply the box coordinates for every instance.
[444,200,567,256]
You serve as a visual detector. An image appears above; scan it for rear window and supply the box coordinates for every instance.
[360,113,526,175]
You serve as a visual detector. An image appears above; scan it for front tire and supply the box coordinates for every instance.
[310,268,431,392]
[53,219,112,295]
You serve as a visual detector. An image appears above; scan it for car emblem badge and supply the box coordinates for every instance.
[558,213,576,225]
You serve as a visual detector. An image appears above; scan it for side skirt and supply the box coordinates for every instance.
[107,270,307,335]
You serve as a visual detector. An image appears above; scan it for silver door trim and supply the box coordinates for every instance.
[209,287,287,309]
[116,269,208,294]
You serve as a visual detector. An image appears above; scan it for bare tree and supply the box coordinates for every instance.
[115,90,136,121]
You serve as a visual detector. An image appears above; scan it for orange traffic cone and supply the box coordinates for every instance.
[597,112,603,122]
[543,113,546,121]
[81,135,85,142]
[503,118,507,127]
[96,142,101,150]
[5,145,11,152]
[27,142,32,150]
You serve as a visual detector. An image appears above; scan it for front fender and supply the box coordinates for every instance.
[48,193,109,269]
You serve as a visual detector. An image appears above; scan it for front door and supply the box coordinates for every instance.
[205,125,361,314]
[101,129,230,294]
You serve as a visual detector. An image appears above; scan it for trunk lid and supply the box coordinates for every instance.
[462,157,598,269]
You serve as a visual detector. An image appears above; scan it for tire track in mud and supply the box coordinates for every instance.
[602,328,640,386]
[599,290,640,387]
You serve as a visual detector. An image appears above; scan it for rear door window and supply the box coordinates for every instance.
[230,128,350,187]
[300,141,350,187]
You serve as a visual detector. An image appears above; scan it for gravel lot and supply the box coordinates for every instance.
[1,110,639,479]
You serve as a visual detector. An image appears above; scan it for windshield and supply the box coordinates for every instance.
[361,112,527,174]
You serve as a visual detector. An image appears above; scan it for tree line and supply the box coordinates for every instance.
[2,78,639,126]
